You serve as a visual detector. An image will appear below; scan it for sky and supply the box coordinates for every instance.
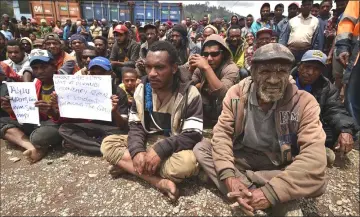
[159,1,323,20]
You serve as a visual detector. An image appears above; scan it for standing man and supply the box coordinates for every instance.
[241,15,254,37]
[317,0,333,52]
[194,43,327,216]
[335,0,359,125]
[284,0,320,63]
[90,20,102,39]
[18,16,32,38]
[273,3,285,26]
[101,41,203,201]
[63,19,72,40]
[311,3,321,17]
[278,2,300,46]
[101,19,110,38]
[251,3,276,36]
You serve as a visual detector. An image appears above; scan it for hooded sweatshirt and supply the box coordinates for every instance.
[212,77,327,205]
[192,34,239,111]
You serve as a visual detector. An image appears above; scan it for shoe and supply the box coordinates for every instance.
[326,147,336,166]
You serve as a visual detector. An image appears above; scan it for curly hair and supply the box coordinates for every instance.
[148,40,178,65]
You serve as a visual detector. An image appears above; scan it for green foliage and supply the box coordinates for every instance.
[0,1,14,18]
[183,3,242,22]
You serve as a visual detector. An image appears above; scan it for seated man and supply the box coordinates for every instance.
[100,41,203,201]
[119,67,139,107]
[58,57,129,155]
[3,39,32,81]
[226,26,247,79]
[74,47,97,75]
[292,50,357,164]
[43,33,79,75]
[110,25,140,79]
[189,34,239,125]
[194,43,327,216]
[0,49,63,163]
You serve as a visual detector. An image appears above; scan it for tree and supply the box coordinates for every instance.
[0,1,14,18]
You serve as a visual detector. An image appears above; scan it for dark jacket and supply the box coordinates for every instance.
[127,76,203,160]
[292,69,357,135]
[110,39,140,66]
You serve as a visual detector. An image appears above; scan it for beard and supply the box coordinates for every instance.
[255,76,288,103]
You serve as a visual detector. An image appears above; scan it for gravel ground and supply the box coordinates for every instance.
[1,138,359,216]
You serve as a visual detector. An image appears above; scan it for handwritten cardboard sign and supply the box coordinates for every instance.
[6,82,40,125]
[53,75,112,121]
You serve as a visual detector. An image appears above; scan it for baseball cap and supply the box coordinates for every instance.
[113,25,128,34]
[289,2,300,8]
[144,23,157,31]
[88,57,112,71]
[29,49,54,66]
[40,19,47,23]
[44,33,61,43]
[256,27,273,38]
[301,50,327,66]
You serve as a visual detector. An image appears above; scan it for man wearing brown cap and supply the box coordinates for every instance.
[110,24,140,78]
[43,33,78,75]
[194,43,327,216]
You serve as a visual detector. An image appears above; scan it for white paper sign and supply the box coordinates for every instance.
[6,82,40,125]
[53,75,112,121]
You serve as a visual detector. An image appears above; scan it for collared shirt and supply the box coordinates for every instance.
[90,25,102,38]
[240,84,280,155]
[288,14,319,48]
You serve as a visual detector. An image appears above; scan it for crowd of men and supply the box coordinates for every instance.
[0,0,359,216]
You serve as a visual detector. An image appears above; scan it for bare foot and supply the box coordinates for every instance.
[23,148,46,163]
[156,179,179,202]
[108,165,126,178]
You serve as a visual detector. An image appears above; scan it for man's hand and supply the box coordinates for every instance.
[133,152,146,175]
[34,100,54,116]
[335,132,354,154]
[189,54,211,71]
[50,91,60,115]
[248,188,271,210]
[0,96,14,114]
[136,59,145,71]
[338,52,350,67]
[144,148,161,176]
[225,177,253,212]
[111,95,119,112]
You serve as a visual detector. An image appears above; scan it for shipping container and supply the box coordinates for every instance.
[158,2,183,24]
[29,1,183,25]
[81,1,131,22]
[29,0,81,23]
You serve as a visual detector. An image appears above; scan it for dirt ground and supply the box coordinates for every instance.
[1,138,359,216]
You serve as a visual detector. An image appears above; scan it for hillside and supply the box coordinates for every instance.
[183,2,242,22]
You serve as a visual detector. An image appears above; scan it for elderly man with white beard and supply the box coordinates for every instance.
[193,43,327,216]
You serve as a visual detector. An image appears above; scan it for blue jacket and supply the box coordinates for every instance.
[250,18,277,36]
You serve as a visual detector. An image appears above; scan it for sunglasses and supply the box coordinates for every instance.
[82,55,96,60]
[203,50,222,57]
